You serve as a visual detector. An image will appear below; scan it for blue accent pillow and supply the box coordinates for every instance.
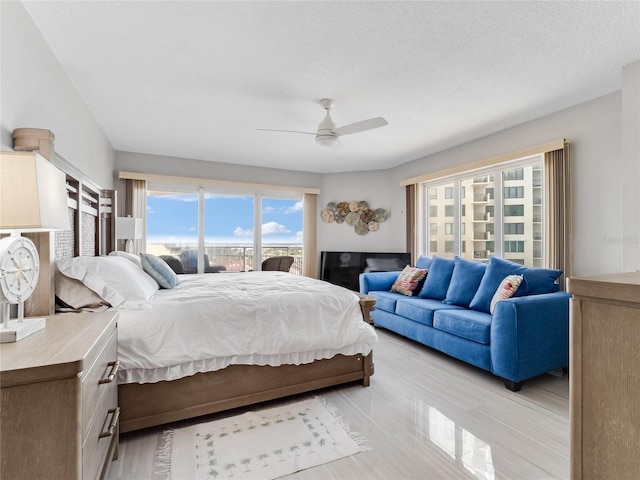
[469,256,562,313]
[444,257,487,307]
[140,253,179,289]
[418,256,455,300]
[415,255,432,269]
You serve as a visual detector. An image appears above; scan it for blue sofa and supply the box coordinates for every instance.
[360,255,570,391]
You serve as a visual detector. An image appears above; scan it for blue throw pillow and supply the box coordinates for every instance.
[418,256,455,300]
[415,255,432,269]
[140,253,179,289]
[469,256,562,313]
[444,257,487,307]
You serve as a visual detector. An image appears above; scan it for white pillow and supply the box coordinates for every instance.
[108,250,143,270]
[56,256,159,309]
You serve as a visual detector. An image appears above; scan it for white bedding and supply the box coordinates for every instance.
[117,272,378,384]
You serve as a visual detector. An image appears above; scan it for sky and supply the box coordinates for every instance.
[146,192,303,245]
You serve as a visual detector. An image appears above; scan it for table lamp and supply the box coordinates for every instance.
[116,216,142,253]
[0,152,70,342]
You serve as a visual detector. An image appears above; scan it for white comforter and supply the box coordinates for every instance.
[117,272,377,384]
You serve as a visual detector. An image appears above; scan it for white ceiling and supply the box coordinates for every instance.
[23,1,640,174]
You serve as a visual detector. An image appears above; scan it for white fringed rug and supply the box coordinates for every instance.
[155,397,370,480]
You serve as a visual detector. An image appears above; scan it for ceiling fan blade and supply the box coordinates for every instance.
[333,117,388,136]
[257,128,315,135]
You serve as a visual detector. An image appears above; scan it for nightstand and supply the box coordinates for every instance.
[0,311,119,480]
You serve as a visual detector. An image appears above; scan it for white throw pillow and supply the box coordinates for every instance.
[108,250,143,269]
[57,256,159,309]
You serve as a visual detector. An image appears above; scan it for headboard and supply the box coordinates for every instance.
[27,152,115,317]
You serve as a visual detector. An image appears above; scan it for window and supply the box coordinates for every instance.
[444,205,454,217]
[504,205,524,216]
[504,241,525,253]
[504,168,524,181]
[420,156,543,266]
[504,186,524,198]
[146,186,303,273]
[445,187,454,199]
[430,205,438,217]
[504,223,524,235]
[429,188,438,200]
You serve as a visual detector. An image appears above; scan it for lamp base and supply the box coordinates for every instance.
[0,317,46,343]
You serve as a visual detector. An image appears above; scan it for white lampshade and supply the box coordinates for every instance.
[0,152,70,232]
[116,217,143,240]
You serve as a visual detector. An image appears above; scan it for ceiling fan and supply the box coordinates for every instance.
[258,98,388,146]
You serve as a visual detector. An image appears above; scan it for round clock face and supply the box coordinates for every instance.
[0,236,40,304]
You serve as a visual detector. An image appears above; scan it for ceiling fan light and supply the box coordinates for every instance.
[315,134,338,146]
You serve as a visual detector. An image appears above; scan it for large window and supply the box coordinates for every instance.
[421,156,544,266]
[146,187,303,273]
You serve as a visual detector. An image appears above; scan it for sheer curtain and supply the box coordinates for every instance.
[544,142,571,287]
[302,193,318,278]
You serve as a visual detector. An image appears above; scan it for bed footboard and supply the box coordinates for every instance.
[118,293,376,433]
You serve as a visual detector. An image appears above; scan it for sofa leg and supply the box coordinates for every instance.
[503,379,523,392]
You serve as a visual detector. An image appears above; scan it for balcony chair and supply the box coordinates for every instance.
[179,250,226,273]
[261,256,295,272]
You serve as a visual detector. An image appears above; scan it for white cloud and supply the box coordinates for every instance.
[233,227,253,237]
[262,221,290,235]
[285,201,303,214]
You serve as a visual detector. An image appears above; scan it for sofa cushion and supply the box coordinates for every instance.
[490,274,523,313]
[369,290,406,313]
[433,309,493,345]
[395,297,465,326]
[390,266,428,296]
[415,255,432,269]
[443,257,487,307]
[469,256,562,313]
[418,256,455,300]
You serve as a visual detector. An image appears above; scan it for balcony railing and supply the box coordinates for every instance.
[148,243,303,274]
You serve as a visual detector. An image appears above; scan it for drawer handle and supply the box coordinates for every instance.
[99,407,120,438]
[99,360,120,384]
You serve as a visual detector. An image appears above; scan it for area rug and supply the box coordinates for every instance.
[155,397,370,480]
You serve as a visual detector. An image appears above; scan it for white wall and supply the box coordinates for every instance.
[318,170,405,253]
[0,1,114,188]
[621,60,640,271]
[116,151,321,190]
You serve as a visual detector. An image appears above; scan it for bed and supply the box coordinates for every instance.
[55,253,377,433]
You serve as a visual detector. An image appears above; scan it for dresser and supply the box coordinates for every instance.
[0,311,119,480]
[567,272,640,480]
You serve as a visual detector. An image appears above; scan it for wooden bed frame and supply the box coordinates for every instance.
[118,294,375,433]
[41,141,376,435]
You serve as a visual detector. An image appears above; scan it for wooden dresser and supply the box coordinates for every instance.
[567,272,640,480]
[0,311,119,480]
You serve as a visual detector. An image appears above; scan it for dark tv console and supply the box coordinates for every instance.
[320,251,411,291]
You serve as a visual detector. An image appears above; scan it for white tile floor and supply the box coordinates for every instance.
[108,328,569,480]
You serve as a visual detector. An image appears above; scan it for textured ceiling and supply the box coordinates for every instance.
[22,1,640,174]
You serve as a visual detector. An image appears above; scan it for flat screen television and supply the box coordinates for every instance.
[320,251,411,291]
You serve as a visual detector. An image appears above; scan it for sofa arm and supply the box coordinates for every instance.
[490,291,571,383]
[359,271,401,294]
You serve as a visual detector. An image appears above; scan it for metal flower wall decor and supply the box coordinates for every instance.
[320,201,389,235]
